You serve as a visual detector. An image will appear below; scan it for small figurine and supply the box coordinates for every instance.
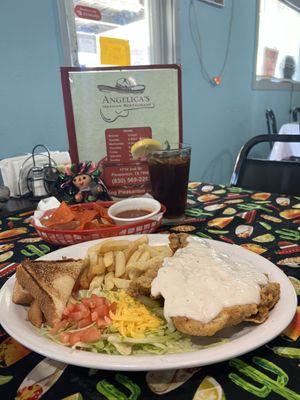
[58,161,110,203]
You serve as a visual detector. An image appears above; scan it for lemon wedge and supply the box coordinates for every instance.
[193,376,226,400]
[131,138,163,159]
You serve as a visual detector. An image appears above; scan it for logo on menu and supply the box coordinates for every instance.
[98,78,154,123]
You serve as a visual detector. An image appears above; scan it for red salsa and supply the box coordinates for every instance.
[115,209,152,219]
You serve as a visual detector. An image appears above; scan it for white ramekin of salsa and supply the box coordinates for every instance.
[107,198,161,225]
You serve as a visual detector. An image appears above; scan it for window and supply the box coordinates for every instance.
[254,0,300,90]
[57,0,180,67]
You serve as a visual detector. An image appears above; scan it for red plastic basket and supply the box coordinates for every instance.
[32,201,166,246]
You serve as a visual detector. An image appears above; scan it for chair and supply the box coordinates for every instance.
[230,134,300,196]
[290,107,300,122]
[265,109,278,150]
[265,109,278,135]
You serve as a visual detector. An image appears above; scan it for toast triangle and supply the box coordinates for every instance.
[16,259,85,326]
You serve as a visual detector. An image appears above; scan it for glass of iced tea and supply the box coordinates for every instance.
[147,143,191,219]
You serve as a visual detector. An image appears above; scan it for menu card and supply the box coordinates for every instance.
[61,65,182,197]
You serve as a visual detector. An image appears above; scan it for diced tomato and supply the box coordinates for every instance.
[77,315,92,328]
[80,327,101,343]
[96,319,108,328]
[60,332,70,344]
[91,311,98,322]
[59,295,112,341]
[76,303,89,313]
[68,311,88,322]
[91,294,107,307]
[50,319,70,334]
[82,298,93,307]
[95,304,110,318]
[68,331,83,346]
[109,302,117,313]
[63,303,77,316]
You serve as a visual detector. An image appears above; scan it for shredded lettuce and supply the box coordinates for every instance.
[41,289,228,356]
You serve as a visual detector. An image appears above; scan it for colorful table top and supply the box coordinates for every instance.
[0,182,299,400]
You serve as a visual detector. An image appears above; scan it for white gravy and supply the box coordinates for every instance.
[151,238,268,324]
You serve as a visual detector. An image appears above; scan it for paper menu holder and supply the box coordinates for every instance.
[61,65,182,198]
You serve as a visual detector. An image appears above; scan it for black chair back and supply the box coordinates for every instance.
[230,134,300,196]
[265,109,278,134]
[290,107,300,122]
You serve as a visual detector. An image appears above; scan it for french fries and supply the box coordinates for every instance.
[79,236,173,292]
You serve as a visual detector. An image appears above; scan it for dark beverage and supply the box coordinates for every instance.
[147,145,191,218]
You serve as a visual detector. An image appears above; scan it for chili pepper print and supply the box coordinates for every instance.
[185,208,213,218]
[237,204,272,213]
[229,357,300,399]
[225,193,249,200]
[258,221,272,231]
[237,210,257,224]
[275,229,300,242]
[219,235,235,244]
[0,375,13,385]
[97,380,127,400]
[276,242,300,255]
[20,244,50,258]
[0,262,18,278]
[207,229,230,235]
[266,203,281,212]
[96,377,141,400]
[195,232,212,239]
[272,347,300,359]
[115,374,141,400]
[227,187,253,194]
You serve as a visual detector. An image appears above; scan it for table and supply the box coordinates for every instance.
[0,182,299,399]
[269,123,300,160]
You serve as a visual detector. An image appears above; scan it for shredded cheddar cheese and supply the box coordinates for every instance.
[109,291,163,338]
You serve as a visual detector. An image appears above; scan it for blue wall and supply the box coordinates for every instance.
[0,0,68,157]
[181,0,300,183]
[0,0,299,185]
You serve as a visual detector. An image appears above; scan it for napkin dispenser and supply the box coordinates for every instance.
[0,148,71,198]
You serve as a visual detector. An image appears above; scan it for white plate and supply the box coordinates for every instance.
[0,234,297,371]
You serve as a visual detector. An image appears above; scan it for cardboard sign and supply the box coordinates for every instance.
[61,65,182,197]
[100,37,131,66]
